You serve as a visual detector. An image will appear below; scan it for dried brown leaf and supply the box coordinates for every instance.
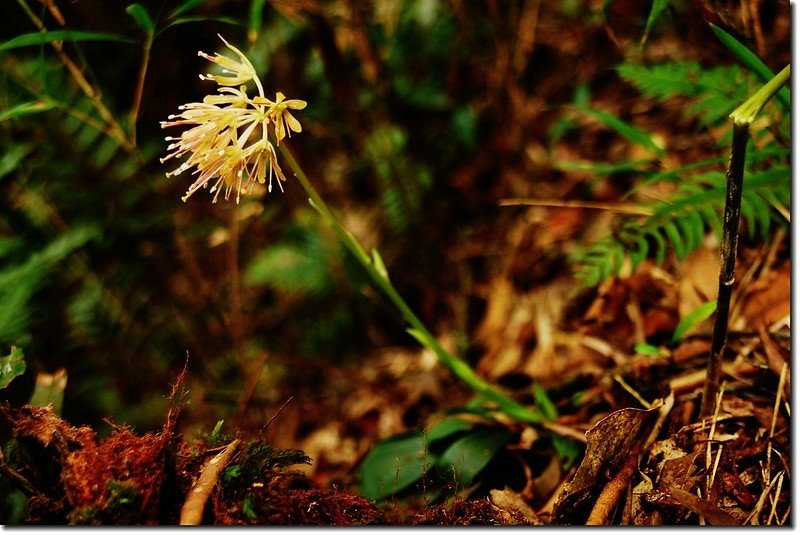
[552,405,660,524]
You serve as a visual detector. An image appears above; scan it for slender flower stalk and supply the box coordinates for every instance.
[160,35,306,203]
[163,36,545,425]
[279,144,546,425]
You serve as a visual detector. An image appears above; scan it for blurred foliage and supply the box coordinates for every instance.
[0,0,788,439]
[568,29,789,287]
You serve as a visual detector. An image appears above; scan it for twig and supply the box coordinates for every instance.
[180,439,241,525]
[260,396,294,435]
[586,449,639,525]
[499,197,653,216]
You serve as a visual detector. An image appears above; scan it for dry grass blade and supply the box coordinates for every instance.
[499,198,654,215]
[180,439,242,525]
[666,486,739,525]
[747,471,784,525]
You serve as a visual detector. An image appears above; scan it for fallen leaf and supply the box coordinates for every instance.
[552,406,660,524]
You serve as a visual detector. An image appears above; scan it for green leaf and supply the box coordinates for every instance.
[582,106,666,157]
[710,24,790,113]
[359,432,434,501]
[242,495,258,520]
[0,144,31,181]
[671,300,717,343]
[553,159,652,175]
[244,240,332,296]
[0,101,55,122]
[532,383,558,421]
[634,343,663,356]
[249,0,268,39]
[126,4,155,34]
[169,0,207,18]
[0,30,134,51]
[435,427,511,485]
[0,226,98,343]
[552,435,583,470]
[662,221,686,260]
[426,417,475,444]
[0,346,26,390]
[161,16,243,33]
[641,0,670,45]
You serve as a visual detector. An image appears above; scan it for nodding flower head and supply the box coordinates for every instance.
[160,35,306,203]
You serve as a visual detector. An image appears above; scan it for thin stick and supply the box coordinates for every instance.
[699,123,749,417]
[180,439,241,525]
[499,197,653,216]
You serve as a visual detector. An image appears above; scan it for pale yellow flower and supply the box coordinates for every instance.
[161,35,305,203]
[198,35,261,93]
[256,92,307,142]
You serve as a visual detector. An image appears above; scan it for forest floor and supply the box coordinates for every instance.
[0,1,791,526]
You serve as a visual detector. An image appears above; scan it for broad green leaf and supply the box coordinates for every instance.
[435,428,511,485]
[126,4,155,34]
[426,417,474,444]
[0,101,54,122]
[0,346,26,390]
[0,30,134,51]
[359,432,434,501]
[710,24,790,113]
[671,300,717,343]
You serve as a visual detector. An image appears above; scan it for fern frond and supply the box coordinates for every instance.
[617,61,751,125]
[573,166,788,285]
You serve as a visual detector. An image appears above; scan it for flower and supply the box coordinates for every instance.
[161,35,305,203]
[256,92,307,142]
[198,35,260,92]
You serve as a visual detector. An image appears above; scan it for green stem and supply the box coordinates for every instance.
[730,65,790,126]
[129,30,154,146]
[279,144,544,424]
